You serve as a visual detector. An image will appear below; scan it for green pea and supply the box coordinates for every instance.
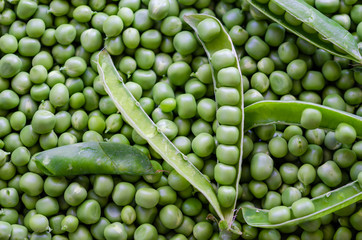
[167,62,192,87]
[43,176,68,198]
[250,72,269,93]
[352,142,362,162]
[214,163,237,185]
[217,186,236,208]
[335,123,356,145]
[279,163,299,185]
[9,111,26,132]
[72,5,93,23]
[121,28,140,50]
[10,146,29,167]
[0,187,19,208]
[323,93,346,111]
[76,199,101,225]
[249,180,268,199]
[134,188,159,209]
[269,71,293,95]
[217,67,241,88]
[3,133,23,152]
[278,41,299,64]
[61,215,79,233]
[216,106,242,126]
[268,206,291,224]
[117,7,134,27]
[157,186,177,206]
[0,90,19,112]
[103,15,123,37]
[194,64,212,84]
[317,161,342,187]
[31,110,56,134]
[140,29,162,50]
[286,59,307,81]
[118,58,136,78]
[133,8,154,31]
[112,182,135,206]
[297,163,316,186]
[265,23,285,47]
[255,124,276,141]
[291,198,315,218]
[191,132,215,157]
[246,19,268,36]
[176,94,196,119]
[119,205,136,225]
[196,18,221,43]
[18,37,41,57]
[192,221,213,240]
[19,172,44,196]
[0,150,9,167]
[63,182,87,207]
[245,36,270,61]
[92,175,113,198]
[68,225,92,240]
[10,224,28,240]
[29,214,49,233]
[320,60,341,82]
[173,31,198,56]
[268,137,288,158]
[211,49,236,71]
[80,28,102,53]
[35,196,59,217]
[0,34,18,54]
[288,135,308,156]
[216,125,239,145]
[8,20,26,41]
[133,223,158,240]
[87,116,105,134]
[159,205,183,230]
[262,191,281,210]
[333,148,357,168]
[103,222,127,240]
[250,153,274,181]
[281,186,302,206]
[302,71,326,91]
[300,108,322,130]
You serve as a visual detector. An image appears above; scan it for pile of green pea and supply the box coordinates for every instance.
[0,0,361,239]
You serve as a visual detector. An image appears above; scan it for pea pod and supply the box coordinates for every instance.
[184,14,244,234]
[32,142,154,176]
[242,180,362,228]
[246,0,362,64]
[244,101,362,137]
[97,50,224,221]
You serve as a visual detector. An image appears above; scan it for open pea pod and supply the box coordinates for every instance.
[242,181,362,228]
[97,50,224,221]
[244,101,362,137]
[247,0,362,64]
[33,142,155,176]
[184,14,244,235]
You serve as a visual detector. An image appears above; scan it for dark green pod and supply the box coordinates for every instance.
[32,142,154,176]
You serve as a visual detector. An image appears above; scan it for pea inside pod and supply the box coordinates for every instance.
[184,14,244,232]
[242,180,362,228]
[247,0,362,64]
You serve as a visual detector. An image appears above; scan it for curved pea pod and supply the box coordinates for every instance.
[32,142,154,176]
[184,14,244,235]
[244,101,362,138]
[242,180,362,228]
[97,50,224,221]
[247,0,362,64]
